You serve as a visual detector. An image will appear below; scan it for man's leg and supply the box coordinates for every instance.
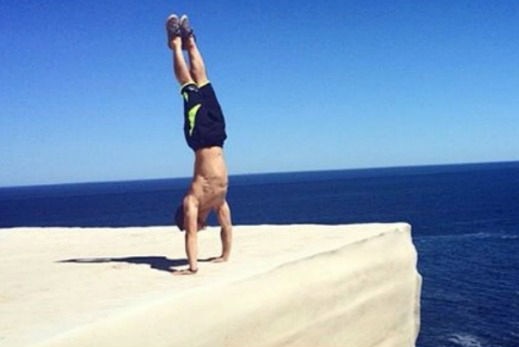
[167,15,194,86]
[184,37,209,86]
[171,37,194,86]
[179,16,209,86]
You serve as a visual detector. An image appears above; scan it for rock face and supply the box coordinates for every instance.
[0,223,421,347]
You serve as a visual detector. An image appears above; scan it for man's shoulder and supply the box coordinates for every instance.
[182,193,200,208]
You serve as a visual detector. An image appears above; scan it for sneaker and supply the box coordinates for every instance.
[166,14,181,48]
[179,14,194,38]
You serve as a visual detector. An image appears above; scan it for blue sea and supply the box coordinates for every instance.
[1,162,518,347]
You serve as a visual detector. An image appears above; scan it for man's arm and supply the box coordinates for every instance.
[215,200,232,262]
[179,196,199,275]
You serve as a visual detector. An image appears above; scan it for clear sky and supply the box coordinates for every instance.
[1,1,518,187]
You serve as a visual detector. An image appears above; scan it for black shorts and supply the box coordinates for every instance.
[181,82,227,151]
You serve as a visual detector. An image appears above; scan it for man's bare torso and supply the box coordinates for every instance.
[187,146,228,217]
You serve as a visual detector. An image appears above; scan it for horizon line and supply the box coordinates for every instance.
[2,159,518,189]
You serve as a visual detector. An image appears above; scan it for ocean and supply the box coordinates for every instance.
[1,161,518,347]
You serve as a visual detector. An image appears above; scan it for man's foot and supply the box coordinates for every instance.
[179,14,195,49]
[166,14,181,49]
[179,14,194,37]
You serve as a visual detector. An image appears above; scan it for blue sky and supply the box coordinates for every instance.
[1,1,518,187]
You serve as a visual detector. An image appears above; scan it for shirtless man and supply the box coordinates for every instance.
[166,14,232,275]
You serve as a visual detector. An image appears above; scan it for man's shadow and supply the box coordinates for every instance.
[57,256,215,273]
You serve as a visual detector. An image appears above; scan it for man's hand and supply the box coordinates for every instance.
[172,267,199,276]
[211,256,227,263]
[201,256,228,263]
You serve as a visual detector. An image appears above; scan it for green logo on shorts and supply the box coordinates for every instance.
[188,104,201,136]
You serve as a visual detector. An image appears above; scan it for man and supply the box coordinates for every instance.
[166,14,232,275]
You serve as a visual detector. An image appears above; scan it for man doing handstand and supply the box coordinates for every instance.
[166,14,232,275]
